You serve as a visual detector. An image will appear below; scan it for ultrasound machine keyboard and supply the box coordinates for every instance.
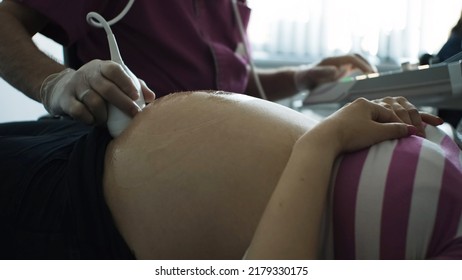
[304,61,462,109]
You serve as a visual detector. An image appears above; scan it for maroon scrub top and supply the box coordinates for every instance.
[18,0,252,97]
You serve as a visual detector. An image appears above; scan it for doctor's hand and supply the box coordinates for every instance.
[294,54,376,91]
[40,59,156,125]
[297,97,443,156]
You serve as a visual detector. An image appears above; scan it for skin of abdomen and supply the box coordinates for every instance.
[103,92,317,259]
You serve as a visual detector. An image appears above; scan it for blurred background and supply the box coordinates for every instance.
[248,0,462,68]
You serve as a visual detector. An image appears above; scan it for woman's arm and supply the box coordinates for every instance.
[245,98,443,259]
[244,129,338,259]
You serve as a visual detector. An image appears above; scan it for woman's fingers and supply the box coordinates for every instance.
[372,96,445,137]
[421,113,444,126]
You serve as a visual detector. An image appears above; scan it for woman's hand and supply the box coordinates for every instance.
[298,97,443,155]
[248,96,443,260]
[40,59,156,125]
[372,96,444,137]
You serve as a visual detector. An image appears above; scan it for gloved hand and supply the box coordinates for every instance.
[39,59,156,125]
[294,65,346,91]
[294,54,376,91]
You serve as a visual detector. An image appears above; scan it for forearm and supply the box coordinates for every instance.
[246,67,299,101]
[244,95,437,260]
[0,6,66,102]
[245,128,338,260]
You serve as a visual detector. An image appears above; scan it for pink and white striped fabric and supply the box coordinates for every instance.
[320,125,462,259]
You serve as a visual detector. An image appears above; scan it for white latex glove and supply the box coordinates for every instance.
[39,59,155,125]
[294,54,377,91]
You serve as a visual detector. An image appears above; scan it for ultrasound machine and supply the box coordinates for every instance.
[303,51,462,147]
[304,54,462,109]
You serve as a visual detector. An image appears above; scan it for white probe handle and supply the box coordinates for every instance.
[104,34,145,137]
[106,64,145,137]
